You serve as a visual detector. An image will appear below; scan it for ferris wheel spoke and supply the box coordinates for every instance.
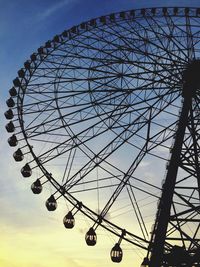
[60,110,167,192]
[164,11,197,60]
[22,80,125,133]
[30,54,117,84]
[83,97,180,223]
[62,28,183,88]
[93,142,151,223]
[62,113,151,189]
[26,74,120,85]
[65,126,174,197]
[57,41,125,71]
[145,18,188,61]
[67,112,178,197]
[102,22,177,70]
[143,23,186,76]
[36,89,138,163]
[63,91,177,192]
[80,25,172,75]
[28,108,126,160]
[150,14,190,59]
[37,63,118,76]
[126,186,149,240]
[113,17,187,66]
[129,23,186,75]
[66,89,178,185]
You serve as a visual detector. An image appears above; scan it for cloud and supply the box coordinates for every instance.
[37,0,77,21]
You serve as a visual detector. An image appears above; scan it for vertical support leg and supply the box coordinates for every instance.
[149,96,191,267]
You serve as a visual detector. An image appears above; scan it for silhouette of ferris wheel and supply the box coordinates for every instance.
[5,7,200,267]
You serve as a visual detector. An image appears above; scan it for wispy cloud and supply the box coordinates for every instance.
[37,0,77,21]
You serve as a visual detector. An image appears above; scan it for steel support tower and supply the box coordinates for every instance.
[149,60,200,267]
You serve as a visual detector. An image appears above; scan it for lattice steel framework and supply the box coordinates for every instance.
[5,6,200,267]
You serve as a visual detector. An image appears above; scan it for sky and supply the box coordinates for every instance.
[1,1,200,267]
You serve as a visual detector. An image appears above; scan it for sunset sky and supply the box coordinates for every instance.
[1,0,200,267]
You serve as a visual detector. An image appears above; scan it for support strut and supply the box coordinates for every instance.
[149,95,191,267]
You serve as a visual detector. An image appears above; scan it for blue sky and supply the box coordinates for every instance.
[1,1,200,267]
[1,0,200,92]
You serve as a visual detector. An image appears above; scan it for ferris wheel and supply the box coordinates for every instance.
[5,7,200,267]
